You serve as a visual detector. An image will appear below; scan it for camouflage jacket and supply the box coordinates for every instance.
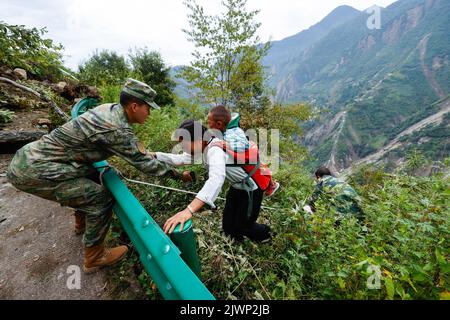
[8,103,175,181]
[308,175,363,218]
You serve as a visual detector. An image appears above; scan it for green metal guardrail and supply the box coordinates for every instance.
[71,98,214,300]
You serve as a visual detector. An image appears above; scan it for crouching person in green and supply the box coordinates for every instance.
[7,79,181,273]
[303,166,363,223]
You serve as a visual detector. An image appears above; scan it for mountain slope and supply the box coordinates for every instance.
[341,96,450,175]
[263,5,361,92]
[265,0,450,170]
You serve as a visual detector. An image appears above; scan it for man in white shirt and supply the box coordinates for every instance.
[158,120,271,243]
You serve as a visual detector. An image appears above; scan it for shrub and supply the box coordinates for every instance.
[0,108,15,124]
[0,21,64,80]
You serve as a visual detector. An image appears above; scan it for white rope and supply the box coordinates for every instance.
[125,177,223,199]
[102,166,280,211]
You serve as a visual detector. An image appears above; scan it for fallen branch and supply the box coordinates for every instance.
[0,76,41,97]
[0,77,70,122]
[41,95,71,122]
[246,259,272,300]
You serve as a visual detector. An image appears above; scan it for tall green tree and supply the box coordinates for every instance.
[129,48,176,106]
[181,0,270,109]
[78,50,130,86]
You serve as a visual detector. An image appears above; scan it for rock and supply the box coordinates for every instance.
[87,86,100,98]
[0,66,15,80]
[0,130,46,144]
[31,118,52,127]
[53,81,68,94]
[73,84,101,99]
[51,81,101,101]
[13,68,27,81]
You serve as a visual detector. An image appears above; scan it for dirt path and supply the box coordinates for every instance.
[0,154,138,300]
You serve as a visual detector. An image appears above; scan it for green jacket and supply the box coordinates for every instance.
[309,175,363,219]
[8,103,175,182]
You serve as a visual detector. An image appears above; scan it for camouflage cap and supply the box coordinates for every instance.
[121,78,160,109]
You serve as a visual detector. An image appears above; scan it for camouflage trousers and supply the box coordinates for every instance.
[7,157,115,248]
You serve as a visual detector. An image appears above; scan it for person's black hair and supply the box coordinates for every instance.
[209,105,231,125]
[120,91,146,107]
[176,119,209,142]
[315,166,333,178]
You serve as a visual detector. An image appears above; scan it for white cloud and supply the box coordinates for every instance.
[0,0,397,70]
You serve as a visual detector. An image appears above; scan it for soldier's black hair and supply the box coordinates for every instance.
[176,119,209,142]
[315,166,333,178]
[120,91,147,107]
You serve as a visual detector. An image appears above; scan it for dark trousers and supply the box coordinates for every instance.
[222,186,270,241]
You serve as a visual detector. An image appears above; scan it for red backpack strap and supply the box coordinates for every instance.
[209,140,259,165]
[210,141,271,190]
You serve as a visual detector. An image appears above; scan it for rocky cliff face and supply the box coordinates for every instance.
[262,0,449,171]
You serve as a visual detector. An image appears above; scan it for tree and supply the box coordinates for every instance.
[0,22,64,80]
[239,102,311,164]
[181,0,270,109]
[406,149,428,175]
[78,50,130,86]
[129,48,176,106]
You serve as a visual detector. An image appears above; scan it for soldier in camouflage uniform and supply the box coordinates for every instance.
[305,166,364,221]
[7,78,181,273]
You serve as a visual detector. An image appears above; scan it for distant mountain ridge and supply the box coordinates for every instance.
[263,5,361,91]
[263,0,449,171]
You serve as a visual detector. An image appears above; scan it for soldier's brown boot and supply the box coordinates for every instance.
[74,211,86,235]
[83,244,128,274]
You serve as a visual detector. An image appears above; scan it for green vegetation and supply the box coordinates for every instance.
[180,0,270,109]
[0,108,15,124]
[2,0,448,301]
[78,50,130,87]
[95,1,448,296]
[79,48,176,108]
[0,21,64,80]
[106,108,449,300]
[397,114,450,161]
[129,48,176,107]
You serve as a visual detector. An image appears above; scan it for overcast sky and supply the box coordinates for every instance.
[1,0,397,70]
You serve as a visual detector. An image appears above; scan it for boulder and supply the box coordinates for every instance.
[53,81,68,93]
[13,68,27,80]
[0,130,45,144]
[86,86,100,98]
[0,130,46,154]
[0,66,15,80]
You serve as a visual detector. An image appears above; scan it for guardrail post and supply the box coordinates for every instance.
[171,220,202,277]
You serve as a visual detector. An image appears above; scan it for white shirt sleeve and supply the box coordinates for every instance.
[155,152,193,166]
[195,146,227,208]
